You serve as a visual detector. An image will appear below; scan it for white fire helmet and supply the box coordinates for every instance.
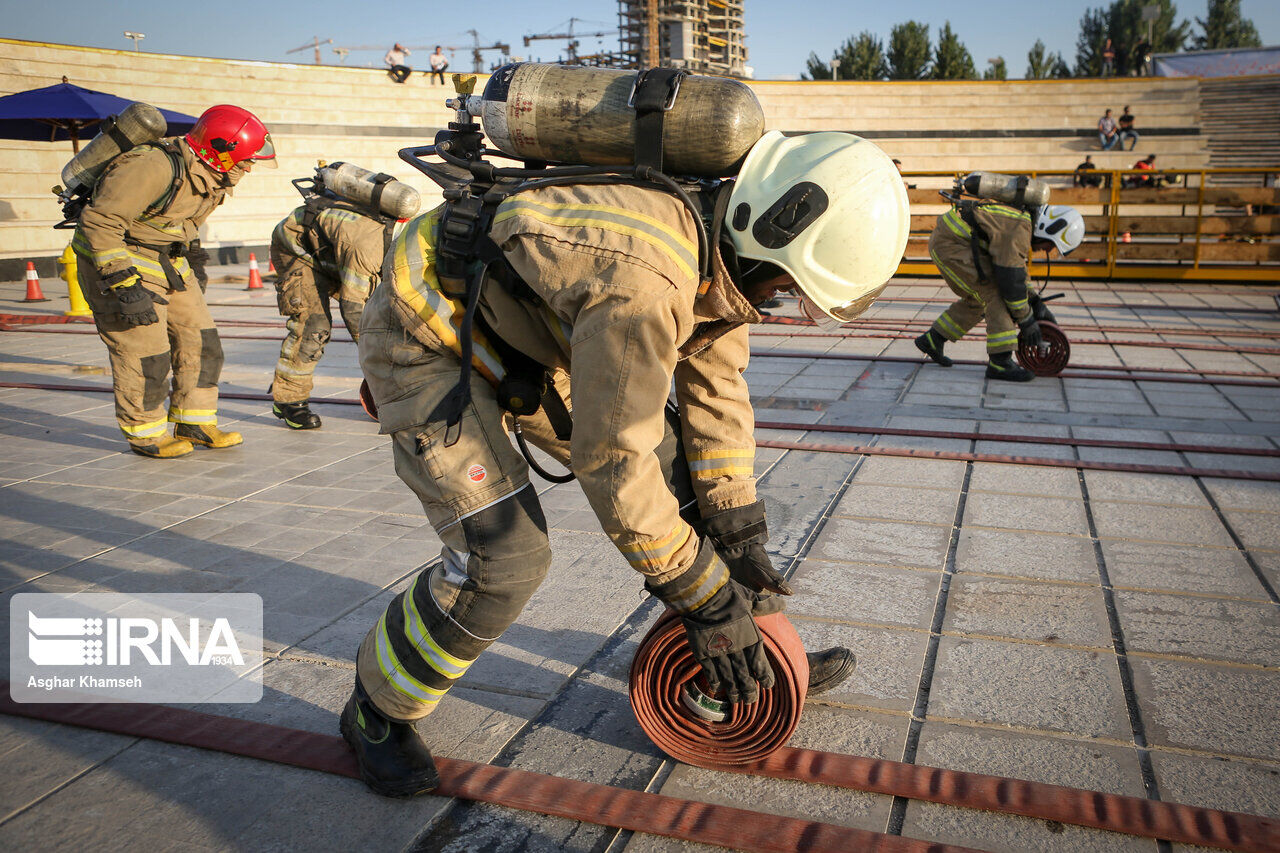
[727,131,909,327]
[1033,205,1085,256]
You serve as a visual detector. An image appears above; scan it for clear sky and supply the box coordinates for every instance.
[1,0,1276,80]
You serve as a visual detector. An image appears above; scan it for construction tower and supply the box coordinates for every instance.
[617,0,749,78]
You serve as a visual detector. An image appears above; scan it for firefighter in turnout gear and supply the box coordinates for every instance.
[916,200,1084,381]
[73,104,275,457]
[340,129,909,798]
[269,206,391,429]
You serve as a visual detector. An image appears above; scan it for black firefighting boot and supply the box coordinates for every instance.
[272,401,322,430]
[806,647,856,695]
[985,352,1035,382]
[339,679,440,798]
[914,330,953,367]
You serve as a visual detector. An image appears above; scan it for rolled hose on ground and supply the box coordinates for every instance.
[1017,320,1071,376]
[630,609,809,770]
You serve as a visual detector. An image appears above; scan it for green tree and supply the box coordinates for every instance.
[1076,0,1191,76]
[1195,0,1262,49]
[931,22,977,79]
[983,56,1007,80]
[803,51,834,80]
[802,32,889,80]
[839,31,890,80]
[888,21,931,79]
[1075,7,1109,76]
[1027,39,1070,78]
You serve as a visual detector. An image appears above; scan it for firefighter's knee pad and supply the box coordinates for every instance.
[298,314,332,362]
[197,328,223,388]
[426,485,551,659]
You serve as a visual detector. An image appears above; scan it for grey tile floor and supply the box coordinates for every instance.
[0,270,1277,852]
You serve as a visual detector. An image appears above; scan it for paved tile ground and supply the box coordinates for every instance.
[0,270,1278,852]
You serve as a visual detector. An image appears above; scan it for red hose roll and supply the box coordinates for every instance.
[630,609,809,770]
[358,378,378,421]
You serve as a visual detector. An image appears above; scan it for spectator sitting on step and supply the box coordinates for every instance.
[1117,106,1139,150]
[1128,154,1158,188]
[385,43,412,84]
[1074,155,1102,188]
[429,46,449,85]
[1098,109,1119,150]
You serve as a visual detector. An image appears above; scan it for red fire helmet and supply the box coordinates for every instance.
[185,105,277,173]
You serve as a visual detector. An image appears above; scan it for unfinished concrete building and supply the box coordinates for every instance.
[617,0,750,78]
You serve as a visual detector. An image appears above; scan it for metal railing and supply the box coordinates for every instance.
[897,167,1280,282]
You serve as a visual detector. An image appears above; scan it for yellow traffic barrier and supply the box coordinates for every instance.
[60,244,92,317]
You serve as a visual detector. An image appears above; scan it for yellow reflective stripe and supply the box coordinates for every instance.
[274,360,314,377]
[119,419,168,438]
[984,204,1031,222]
[73,232,130,267]
[494,199,697,280]
[401,576,475,680]
[986,330,1019,349]
[935,312,967,341]
[663,552,730,613]
[930,249,984,304]
[1005,297,1029,312]
[339,265,371,295]
[168,408,217,425]
[688,449,754,479]
[618,521,693,572]
[375,617,446,707]
[941,209,971,241]
[389,214,504,384]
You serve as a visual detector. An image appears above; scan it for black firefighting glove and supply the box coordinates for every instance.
[1027,290,1056,324]
[701,500,793,596]
[647,538,775,706]
[104,267,167,327]
[1018,314,1043,350]
[186,241,210,294]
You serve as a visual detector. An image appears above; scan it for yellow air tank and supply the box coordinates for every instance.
[472,63,765,177]
[59,102,168,197]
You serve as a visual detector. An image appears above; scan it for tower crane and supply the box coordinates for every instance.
[287,37,333,65]
[523,18,616,64]
[463,30,511,73]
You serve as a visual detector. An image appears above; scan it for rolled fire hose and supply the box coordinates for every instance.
[629,609,809,770]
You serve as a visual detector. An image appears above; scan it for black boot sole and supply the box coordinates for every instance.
[339,700,441,798]
[272,404,322,430]
[807,648,857,696]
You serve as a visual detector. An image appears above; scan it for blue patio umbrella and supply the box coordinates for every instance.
[0,77,198,152]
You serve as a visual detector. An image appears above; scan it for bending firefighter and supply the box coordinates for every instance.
[71,104,275,457]
[269,163,419,429]
[916,175,1084,382]
[341,128,910,797]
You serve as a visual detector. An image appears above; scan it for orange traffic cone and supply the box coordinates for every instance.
[267,258,275,274]
[22,261,49,302]
[246,253,263,290]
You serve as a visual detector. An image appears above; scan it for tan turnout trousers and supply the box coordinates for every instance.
[269,205,386,403]
[73,140,239,441]
[927,203,1034,354]
[356,184,762,721]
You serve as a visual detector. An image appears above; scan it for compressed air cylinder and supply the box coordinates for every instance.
[474,63,765,177]
[318,162,421,220]
[961,172,1051,208]
[60,102,168,196]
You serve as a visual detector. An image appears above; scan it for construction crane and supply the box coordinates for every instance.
[523,18,616,64]
[287,36,333,65]
[464,29,510,73]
